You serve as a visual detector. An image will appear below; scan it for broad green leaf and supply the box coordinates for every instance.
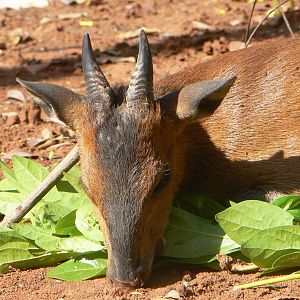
[75,205,104,242]
[55,180,78,193]
[0,232,30,245]
[288,209,300,222]
[0,226,14,233]
[272,195,300,210]
[11,224,53,240]
[216,200,294,245]
[12,156,60,202]
[10,252,81,270]
[177,194,225,220]
[12,156,49,193]
[54,192,90,209]
[0,241,38,252]
[242,225,300,268]
[0,178,18,192]
[0,248,34,265]
[0,159,18,188]
[35,236,61,252]
[59,237,104,252]
[272,251,300,269]
[55,210,82,236]
[35,235,104,253]
[47,257,107,281]
[163,208,239,258]
[0,192,23,215]
[63,173,86,195]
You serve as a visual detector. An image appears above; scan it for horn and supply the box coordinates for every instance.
[82,33,113,104]
[126,29,154,108]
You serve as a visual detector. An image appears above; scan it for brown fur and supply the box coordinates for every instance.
[21,37,300,287]
[156,38,300,201]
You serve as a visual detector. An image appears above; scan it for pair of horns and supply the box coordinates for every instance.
[17,30,154,115]
[82,29,154,108]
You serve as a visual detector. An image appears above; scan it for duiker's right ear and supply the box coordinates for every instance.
[16,78,84,128]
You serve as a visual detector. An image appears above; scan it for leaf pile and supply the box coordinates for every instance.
[0,157,300,284]
[0,157,106,281]
[216,199,300,273]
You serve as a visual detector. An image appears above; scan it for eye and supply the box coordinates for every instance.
[153,168,171,195]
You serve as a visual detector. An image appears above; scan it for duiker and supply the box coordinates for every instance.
[17,31,300,287]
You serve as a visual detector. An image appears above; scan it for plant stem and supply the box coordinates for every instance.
[233,272,300,290]
[0,145,80,228]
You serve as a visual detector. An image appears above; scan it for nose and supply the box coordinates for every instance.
[107,257,150,288]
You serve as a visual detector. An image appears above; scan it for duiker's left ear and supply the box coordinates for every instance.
[160,76,236,121]
[16,78,84,128]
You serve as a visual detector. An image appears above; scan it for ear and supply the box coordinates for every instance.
[159,76,236,121]
[16,78,85,128]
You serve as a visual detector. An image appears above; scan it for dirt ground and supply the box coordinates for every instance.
[0,0,300,299]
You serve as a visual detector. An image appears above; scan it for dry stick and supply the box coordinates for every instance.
[244,0,258,46]
[0,145,80,228]
[245,0,290,47]
[275,0,295,38]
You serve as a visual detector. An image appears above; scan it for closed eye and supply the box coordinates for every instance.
[153,168,171,195]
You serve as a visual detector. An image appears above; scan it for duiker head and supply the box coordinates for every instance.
[17,30,235,287]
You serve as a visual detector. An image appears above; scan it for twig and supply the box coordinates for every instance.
[233,272,300,290]
[0,145,80,228]
[245,0,290,47]
[275,0,295,38]
[245,0,258,46]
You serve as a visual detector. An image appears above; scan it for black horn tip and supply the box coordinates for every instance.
[82,32,93,55]
[16,78,38,95]
[139,29,150,49]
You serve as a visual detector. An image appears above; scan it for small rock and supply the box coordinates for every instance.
[2,112,20,125]
[228,41,245,52]
[6,114,20,126]
[41,128,54,139]
[164,290,181,299]
[7,90,26,102]
[192,20,215,31]
[26,138,44,147]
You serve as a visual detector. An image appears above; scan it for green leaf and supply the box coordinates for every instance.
[163,208,239,258]
[35,236,61,252]
[288,209,300,222]
[216,200,294,245]
[0,159,18,187]
[241,225,300,268]
[55,210,82,236]
[271,251,300,269]
[0,178,18,192]
[0,192,24,215]
[9,251,80,270]
[273,195,300,210]
[59,237,104,253]
[46,257,107,281]
[75,205,104,242]
[35,236,104,253]
[0,248,34,265]
[12,156,49,193]
[12,156,60,202]
[177,194,225,220]
[11,223,54,240]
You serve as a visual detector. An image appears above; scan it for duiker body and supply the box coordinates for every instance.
[17,31,300,287]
